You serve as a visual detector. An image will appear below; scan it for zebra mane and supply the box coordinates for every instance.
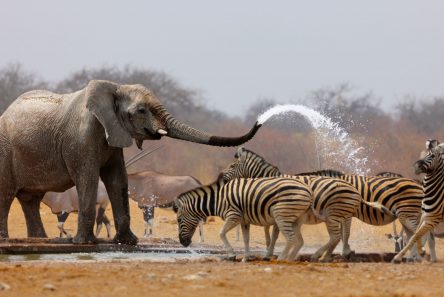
[296,169,345,177]
[238,148,281,173]
[376,171,404,178]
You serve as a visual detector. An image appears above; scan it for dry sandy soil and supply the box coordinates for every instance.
[1,200,444,297]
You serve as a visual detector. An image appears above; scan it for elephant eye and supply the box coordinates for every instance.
[137,107,147,114]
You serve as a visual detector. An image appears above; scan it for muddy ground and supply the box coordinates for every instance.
[1,200,444,297]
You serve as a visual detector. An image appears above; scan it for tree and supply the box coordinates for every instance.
[0,63,47,114]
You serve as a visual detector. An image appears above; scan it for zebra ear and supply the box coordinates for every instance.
[427,139,439,150]
[172,201,179,213]
[235,147,244,158]
[239,150,247,162]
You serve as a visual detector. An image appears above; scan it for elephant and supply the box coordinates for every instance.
[42,181,111,238]
[0,80,261,244]
[127,170,204,240]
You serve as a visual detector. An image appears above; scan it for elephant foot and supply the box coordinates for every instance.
[114,230,138,245]
[28,229,48,238]
[73,232,97,244]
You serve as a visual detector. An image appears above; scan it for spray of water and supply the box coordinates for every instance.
[257,104,369,175]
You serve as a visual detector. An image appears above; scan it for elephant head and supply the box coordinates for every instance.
[85,80,262,149]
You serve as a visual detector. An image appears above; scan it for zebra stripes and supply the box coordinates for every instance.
[221,147,366,260]
[392,140,444,263]
[174,177,313,261]
[220,147,429,258]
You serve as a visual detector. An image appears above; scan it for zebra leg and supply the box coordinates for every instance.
[287,221,304,261]
[264,224,280,260]
[198,220,205,243]
[427,232,437,262]
[264,225,271,249]
[236,225,240,241]
[399,218,421,260]
[241,223,252,262]
[219,216,241,261]
[392,220,436,264]
[311,217,342,262]
[275,217,298,261]
[341,217,353,257]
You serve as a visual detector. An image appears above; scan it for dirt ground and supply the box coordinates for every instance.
[1,200,444,297]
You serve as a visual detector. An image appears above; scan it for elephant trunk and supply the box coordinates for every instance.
[155,106,261,147]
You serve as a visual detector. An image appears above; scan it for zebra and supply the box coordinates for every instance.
[221,148,372,261]
[220,147,434,260]
[296,168,434,260]
[174,177,313,261]
[392,139,444,263]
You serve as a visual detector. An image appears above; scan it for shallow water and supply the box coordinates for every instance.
[0,245,336,263]
[0,252,213,263]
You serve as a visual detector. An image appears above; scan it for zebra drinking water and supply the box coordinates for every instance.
[174,177,313,261]
[220,148,373,261]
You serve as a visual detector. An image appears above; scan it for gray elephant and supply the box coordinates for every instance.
[0,80,261,244]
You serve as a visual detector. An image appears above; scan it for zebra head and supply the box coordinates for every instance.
[173,194,201,247]
[219,147,281,182]
[415,140,444,175]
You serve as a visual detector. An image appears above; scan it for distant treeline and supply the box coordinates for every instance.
[0,63,442,182]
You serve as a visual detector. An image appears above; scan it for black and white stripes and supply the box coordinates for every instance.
[174,177,313,261]
[392,140,444,263]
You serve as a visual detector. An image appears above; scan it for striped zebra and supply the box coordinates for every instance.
[376,172,407,252]
[301,168,435,260]
[392,140,444,263]
[221,148,371,261]
[174,177,313,261]
[221,147,434,260]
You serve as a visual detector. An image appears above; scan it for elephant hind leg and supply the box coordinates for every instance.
[17,193,47,238]
[0,192,15,238]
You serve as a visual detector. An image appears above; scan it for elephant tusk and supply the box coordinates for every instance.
[157,129,168,135]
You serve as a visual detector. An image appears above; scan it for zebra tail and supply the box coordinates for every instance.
[363,201,395,217]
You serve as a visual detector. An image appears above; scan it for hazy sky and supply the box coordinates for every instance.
[1,0,443,116]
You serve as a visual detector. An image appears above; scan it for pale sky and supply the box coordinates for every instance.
[1,0,443,116]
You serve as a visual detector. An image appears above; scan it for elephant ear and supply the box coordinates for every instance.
[85,80,133,148]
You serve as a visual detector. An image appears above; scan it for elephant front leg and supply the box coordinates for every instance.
[73,178,99,244]
[100,153,137,245]
[17,194,47,238]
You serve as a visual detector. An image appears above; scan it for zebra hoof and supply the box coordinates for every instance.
[262,257,271,261]
[310,256,320,262]
[224,255,237,262]
[344,251,355,260]
[391,258,402,264]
